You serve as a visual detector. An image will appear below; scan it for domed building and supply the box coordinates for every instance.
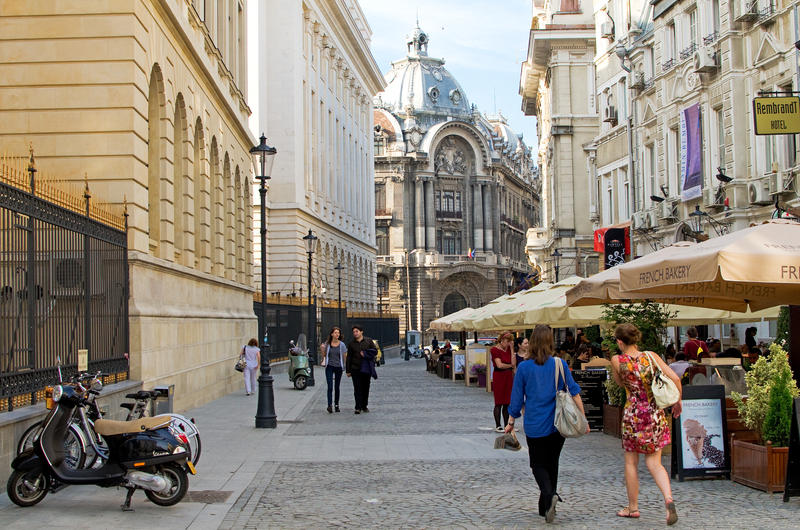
[373,25,540,339]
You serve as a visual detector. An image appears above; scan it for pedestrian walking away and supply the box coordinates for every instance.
[321,326,346,413]
[507,324,588,523]
[346,325,377,414]
[610,323,683,526]
[682,326,705,361]
[491,332,515,432]
[242,338,260,396]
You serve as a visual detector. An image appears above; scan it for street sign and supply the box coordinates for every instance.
[753,96,800,135]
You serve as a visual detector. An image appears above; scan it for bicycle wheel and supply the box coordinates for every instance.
[16,422,43,454]
[77,419,108,469]
[63,424,87,470]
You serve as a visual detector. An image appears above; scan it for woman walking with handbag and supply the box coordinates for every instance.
[321,326,346,413]
[242,338,260,396]
[506,325,588,523]
[610,323,682,525]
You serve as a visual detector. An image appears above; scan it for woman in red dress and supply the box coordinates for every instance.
[491,332,515,432]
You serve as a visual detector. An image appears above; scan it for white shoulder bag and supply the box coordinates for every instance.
[553,358,588,438]
[644,351,680,409]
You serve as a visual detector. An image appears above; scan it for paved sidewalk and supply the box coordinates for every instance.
[1,358,798,529]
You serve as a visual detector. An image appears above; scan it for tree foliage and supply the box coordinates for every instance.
[732,341,799,445]
[600,301,676,357]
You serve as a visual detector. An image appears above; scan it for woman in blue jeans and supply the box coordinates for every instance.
[506,325,588,523]
[321,326,346,413]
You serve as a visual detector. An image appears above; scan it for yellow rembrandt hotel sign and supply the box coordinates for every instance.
[753,96,800,135]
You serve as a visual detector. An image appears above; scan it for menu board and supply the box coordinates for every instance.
[571,369,606,431]
[670,385,730,481]
[452,353,466,379]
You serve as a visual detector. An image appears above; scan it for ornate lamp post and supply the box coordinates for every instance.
[506,273,514,294]
[689,205,708,235]
[551,248,562,283]
[303,229,318,386]
[334,262,344,328]
[249,134,277,429]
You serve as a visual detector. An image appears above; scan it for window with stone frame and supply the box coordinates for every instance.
[374,134,386,156]
[435,189,462,218]
[376,226,389,255]
[375,183,386,213]
[559,0,580,12]
[436,230,462,255]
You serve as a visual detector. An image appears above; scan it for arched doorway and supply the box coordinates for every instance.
[442,291,467,316]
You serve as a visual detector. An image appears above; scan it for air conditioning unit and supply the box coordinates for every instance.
[702,186,724,209]
[734,0,758,22]
[600,22,614,40]
[749,179,772,205]
[646,210,659,228]
[631,211,645,230]
[769,170,796,196]
[603,105,618,124]
[631,71,645,90]
[694,47,718,73]
[659,198,678,221]
[50,253,102,297]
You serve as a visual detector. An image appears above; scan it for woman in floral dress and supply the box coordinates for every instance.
[610,323,683,526]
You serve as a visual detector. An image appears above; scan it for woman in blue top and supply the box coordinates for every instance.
[506,325,588,523]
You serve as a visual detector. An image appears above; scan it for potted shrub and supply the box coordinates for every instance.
[471,363,487,387]
[730,341,799,492]
[603,374,626,438]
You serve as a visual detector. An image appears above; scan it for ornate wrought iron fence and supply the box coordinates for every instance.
[0,151,128,411]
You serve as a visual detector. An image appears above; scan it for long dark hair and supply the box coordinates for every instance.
[529,325,554,365]
[326,326,342,345]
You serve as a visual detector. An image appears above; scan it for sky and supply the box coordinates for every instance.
[359,0,538,151]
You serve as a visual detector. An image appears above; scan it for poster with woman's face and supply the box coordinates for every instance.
[680,398,725,469]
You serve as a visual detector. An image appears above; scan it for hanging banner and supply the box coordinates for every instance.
[593,225,631,256]
[603,227,627,269]
[680,103,703,201]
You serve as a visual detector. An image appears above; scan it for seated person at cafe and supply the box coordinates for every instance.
[559,331,576,356]
[683,327,705,361]
[699,338,721,360]
[719,347,743,362]
[669,353,692,378]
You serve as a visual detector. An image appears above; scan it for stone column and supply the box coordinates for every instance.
[415,178,425,250]
[473,182,483,251]
[425,179,435,251]
[483,184,493,252]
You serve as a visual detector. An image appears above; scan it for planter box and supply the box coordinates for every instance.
[603,404,624,438]
[731,436,789,493]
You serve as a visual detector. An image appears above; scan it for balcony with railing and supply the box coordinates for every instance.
[703,32,718,46]
[501,214,524,231]
[661,58,675,73]
[758,1,777,23]
[436,210,463,220]
[679,43,697,61]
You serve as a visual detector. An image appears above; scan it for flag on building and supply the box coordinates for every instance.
[467,248,474,259]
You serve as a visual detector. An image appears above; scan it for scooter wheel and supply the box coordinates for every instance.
[145,463,188,507]
[294,376,307,390]
[7,469,48,507]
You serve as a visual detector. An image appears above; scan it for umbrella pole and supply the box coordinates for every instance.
[790,306,800,381]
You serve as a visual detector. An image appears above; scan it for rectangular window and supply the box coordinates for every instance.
[666,22,676,61]
[646,46,655,78]
[434,190,441,211]
[765,135,776,174]
[443,191,455,211]
[711,0,720,33]
[376,227,389,255]
[669,127,679,196]
[782,84,797,168]
[689,10,697,47]
[619,78,627,120]
[559,0,579,12]
[375,183,385,211]
[455,191,462,211]
[646,144,656,201]
[374,136,385,156]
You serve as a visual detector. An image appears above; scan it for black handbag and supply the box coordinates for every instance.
[235,347,246,372]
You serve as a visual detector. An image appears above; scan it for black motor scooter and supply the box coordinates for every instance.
[8,383,195,510]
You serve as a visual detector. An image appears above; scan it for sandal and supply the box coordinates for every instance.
[616,506,640,518]
[665,500,678,526]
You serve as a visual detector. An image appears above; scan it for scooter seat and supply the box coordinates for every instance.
[94,417,171,436]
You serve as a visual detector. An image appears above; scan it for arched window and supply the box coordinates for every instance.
[193,117,208,271]
[147,64,166,252]
[173,93,188,260]
[210,138,222,275]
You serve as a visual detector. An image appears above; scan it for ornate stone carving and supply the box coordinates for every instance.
[434,136,470,175]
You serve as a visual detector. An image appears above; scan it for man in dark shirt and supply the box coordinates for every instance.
[346,325,376,414]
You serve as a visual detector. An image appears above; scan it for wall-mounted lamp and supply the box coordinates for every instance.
[715,167,733,183]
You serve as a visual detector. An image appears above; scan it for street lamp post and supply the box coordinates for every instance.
[303,229,318,387]
[551,248,562,283]
[334,262,344,328]
[250,134,277,429]
[506,272,514,295]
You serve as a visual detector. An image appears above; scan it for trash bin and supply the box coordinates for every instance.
[153,385,174,415]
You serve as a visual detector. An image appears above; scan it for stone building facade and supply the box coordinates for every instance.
[374,26,539,336]
[588,0,800,257]
[0,0,256,410]
[252,0,384,311]
[519,0,600,281]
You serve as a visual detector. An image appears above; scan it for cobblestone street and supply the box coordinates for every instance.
[221,360,799,529]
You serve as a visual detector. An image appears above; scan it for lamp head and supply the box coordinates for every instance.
[249,134,277,179]
[302,229,318,254]
[615,42,627,61]
[650,194,665,203]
